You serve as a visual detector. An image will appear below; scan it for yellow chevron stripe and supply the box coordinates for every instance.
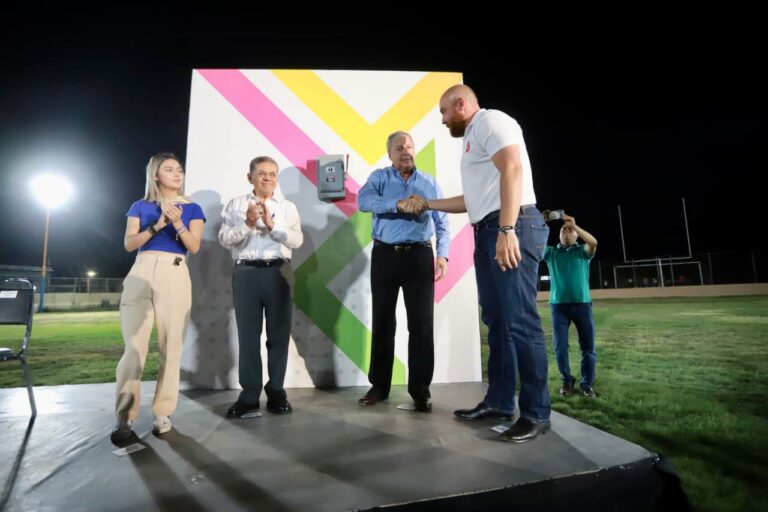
[272,70,461,164]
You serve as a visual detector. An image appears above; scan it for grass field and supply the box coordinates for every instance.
[0,311,158,386]
[1,296,767,511]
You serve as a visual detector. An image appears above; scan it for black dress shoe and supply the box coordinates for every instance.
[454,402,511,421]
[414,399,432,412]
[358,388,388,406]
[226,401,260,419]
[266,398,292,415]
[500,417,551,443]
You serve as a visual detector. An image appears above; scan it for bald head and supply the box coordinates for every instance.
[439,84,480,138]
[441,84,479,109]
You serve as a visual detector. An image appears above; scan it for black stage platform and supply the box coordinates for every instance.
[0,382,687,511]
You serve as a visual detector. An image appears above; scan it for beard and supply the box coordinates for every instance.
[448,119,467,137]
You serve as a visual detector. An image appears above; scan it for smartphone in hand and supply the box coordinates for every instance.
[546,209,565,222]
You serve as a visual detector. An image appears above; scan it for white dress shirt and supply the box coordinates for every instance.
[218,188,303,261]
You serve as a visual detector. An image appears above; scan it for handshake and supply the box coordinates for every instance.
[396,195,429,215]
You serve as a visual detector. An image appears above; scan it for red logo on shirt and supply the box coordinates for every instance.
[465,142,471,153]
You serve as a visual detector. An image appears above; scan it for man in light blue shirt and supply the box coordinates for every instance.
[357,131,450,412]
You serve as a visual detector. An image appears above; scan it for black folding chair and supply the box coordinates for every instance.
[0,278,37,417]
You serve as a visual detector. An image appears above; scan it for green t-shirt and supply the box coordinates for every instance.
[543,243,593,304]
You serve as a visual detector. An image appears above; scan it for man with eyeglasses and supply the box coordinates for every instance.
[219,156,303,419]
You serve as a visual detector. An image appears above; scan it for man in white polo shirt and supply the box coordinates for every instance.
[423,84,551,443]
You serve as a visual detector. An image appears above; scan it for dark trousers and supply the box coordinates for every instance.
[369,244,434,401]
[232,264,293,404]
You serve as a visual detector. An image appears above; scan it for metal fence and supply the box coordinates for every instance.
[46,277,124,294]
[539,251,766,290]
[5,251,766,299]
[45,252,766,293]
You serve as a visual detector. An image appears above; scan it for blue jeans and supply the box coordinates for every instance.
[551,303,596,388]
[474,207,551,421]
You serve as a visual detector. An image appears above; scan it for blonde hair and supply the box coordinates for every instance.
[144,152,191,204]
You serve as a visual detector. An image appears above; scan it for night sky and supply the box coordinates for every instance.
[1,18,764,278]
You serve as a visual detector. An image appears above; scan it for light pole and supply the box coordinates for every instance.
[86,270,96,295]
[31,174,74,312]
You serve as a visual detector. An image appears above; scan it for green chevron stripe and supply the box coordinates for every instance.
[294,211,406,382]
[415,139,436,177]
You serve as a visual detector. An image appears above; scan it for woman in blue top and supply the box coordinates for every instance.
[111,153,205,443]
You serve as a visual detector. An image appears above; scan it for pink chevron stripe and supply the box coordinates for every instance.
[435,223,475,303]
[197,69,359,217]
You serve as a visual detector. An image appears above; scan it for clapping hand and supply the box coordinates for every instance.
[260,201,274,230]
[246,202,263,228]
[161,202,183,227]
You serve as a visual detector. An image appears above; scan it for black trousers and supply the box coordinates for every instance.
[368,244,434,401]
[231,263,293,404]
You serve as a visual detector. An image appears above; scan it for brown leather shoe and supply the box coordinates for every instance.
[560,376,576,396]
[358,389,388,406]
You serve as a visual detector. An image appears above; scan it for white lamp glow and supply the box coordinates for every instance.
[30,174,74,209]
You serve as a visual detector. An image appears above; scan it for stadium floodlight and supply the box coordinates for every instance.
[30,174,74,312]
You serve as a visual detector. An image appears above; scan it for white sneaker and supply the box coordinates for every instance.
[110,420,133,443]
[152,415,172,435]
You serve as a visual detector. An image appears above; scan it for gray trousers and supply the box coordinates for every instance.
[231,263,293,404]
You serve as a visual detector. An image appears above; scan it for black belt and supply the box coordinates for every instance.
[235,259,285,267]
[373,240,431,251]
[473,206,536,229]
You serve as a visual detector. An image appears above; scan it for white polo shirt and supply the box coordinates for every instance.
[460,109,537,224]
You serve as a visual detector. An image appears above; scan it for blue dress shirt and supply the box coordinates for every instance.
[358,167,450,259]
